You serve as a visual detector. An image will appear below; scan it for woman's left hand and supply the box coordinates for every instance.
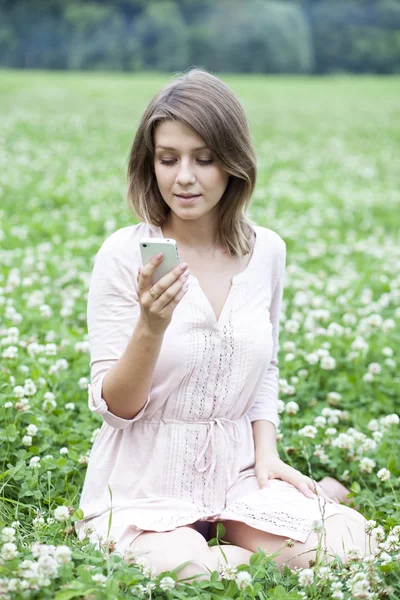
[255,455,336,503]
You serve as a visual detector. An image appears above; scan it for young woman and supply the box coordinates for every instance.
[75,68,377,580]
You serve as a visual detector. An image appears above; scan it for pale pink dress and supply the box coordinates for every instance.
[75,221,343,553]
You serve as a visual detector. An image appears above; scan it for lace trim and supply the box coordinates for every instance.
[146,506,216,530]
[221,501,311,536]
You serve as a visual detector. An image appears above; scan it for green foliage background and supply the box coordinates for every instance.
[0,0,400,73]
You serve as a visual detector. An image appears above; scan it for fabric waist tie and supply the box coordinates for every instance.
[145,417,243,488]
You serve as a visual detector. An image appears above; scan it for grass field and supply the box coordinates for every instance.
[0,70,399,598]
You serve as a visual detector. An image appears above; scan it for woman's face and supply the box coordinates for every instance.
[153,120,230,221]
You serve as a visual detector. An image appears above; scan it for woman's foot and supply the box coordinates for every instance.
[318,476,353,507]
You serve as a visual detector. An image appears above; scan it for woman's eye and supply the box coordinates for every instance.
[159,159,213,166]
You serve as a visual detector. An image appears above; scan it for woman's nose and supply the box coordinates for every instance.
[175,160,196,184]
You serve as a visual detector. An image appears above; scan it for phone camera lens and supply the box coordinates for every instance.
[143,244,147,248]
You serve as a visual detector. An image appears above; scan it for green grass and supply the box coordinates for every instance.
[0,70,399,598]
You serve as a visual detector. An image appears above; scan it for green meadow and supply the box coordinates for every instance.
[0,70,399,598]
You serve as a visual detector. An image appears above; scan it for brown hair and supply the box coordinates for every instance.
[126,67,257,256]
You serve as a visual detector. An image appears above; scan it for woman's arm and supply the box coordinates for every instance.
[252,419,280,460]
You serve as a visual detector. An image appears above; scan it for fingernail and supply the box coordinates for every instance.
[156,252,163,259]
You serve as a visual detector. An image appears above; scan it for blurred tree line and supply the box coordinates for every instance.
[0,0,399,74]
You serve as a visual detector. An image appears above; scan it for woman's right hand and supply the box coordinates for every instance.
[136,254,190,336]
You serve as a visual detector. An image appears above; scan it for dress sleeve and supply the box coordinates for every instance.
[247,239,286,429]
[86,244,151,429]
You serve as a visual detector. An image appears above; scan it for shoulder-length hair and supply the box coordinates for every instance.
[126,67,257,257]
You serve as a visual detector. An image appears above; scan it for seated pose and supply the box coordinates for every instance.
[75,67,378,580]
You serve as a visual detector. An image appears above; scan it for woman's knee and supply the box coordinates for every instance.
[323,510,379,561]
[129,525,215,580]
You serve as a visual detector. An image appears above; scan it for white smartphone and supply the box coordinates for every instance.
[139,237,181,286]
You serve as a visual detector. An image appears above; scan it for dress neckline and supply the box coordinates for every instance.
[146,222,260,326]
[150,223,259,285]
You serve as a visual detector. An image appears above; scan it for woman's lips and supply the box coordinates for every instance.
[175,194,201,205]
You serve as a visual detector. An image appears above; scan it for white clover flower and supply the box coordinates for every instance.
[325,427,337,436]
[38,555,59,577]
[314,416,327,428]
[277,400,285,414]
[320,356,336,370]
[22,435,32,446]
[13,385,25,399]
[1,542,18,560]
[29,456,41,469]
[382,534,399,552]
[142,565,157,579]
[285,401,299,415]
[79,454,89,465]
[359,457,376,473]
[135,556,149,570]
[59,447,68,455]
[306,352,319,365]
[45,343,57,356]
[78,377,89,389]
[349,578,370,599]
[32,516,45,528]
[91,573,107,585]
[368,362,382,375]
[346,545,363,561]
[131,584,146,598]
[377,468,390,482]
[332,433,354,450]
[358,438,377,453]
[236,571,252,589]
[379,552,392,565]
[23,379,37,396]
[299,425,318,438]
[219,562,237,580]
[382,414,399,427]
[11,521,20,529]
[53,506,70,522]
[371,525,385,541]
[331,591,344,600]
[365,520,377,534]
[3,401,13,408]
[363,372,374,382]
[327,391,342,402]
[367,419,379,431]
[382,347,393,357]
[2,346,18,359]
[27,424,38,436]
[1,527,16,543]
[159,577,175,591]
[298,568,314,586]
[65,402,75,410]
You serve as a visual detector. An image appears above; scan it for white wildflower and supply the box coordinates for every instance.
[359,457,375,473]
[54,545,72,564]
[285,401,299,415]
[1,542,18,560]
[53,506,70,522]
[320,356,336,370]
[298,568,314,586]
[159,577,175,591]
[236,571,252,589]
[27,424,38,436]
[377,468,390,481]
[299,425,318,438]
[22,435,32,446]
[91,573,107,585]
[1,527,16,543]
[29,456,41,469]
[219,562,238,580]
[59,447,68,455]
